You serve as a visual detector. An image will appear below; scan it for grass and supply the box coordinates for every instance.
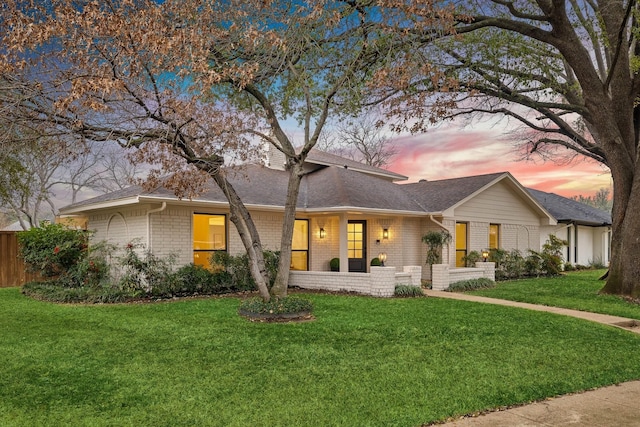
[468,269,640,320]
[2,286,640,426]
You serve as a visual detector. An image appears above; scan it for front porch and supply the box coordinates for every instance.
[289,266,422,297]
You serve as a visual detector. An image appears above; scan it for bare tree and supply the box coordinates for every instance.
[320,114,398,168]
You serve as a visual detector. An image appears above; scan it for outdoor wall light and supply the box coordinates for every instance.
[319,228,326,239]
[378,252,387,267]
[482,250,489,262]
[382,228,389,239]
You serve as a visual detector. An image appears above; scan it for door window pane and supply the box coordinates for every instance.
[291,219,309,271]
[455,222,467,267]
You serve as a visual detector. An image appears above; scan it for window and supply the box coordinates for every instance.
[489,224,500,250]
[348,222,364,259]
[455,222,467,267]
[193,213,226,268]
[291,219,309,271]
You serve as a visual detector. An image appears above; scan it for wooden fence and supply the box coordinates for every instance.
[0,231,38,287]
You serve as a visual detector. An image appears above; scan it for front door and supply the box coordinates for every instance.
[348,220,367,272]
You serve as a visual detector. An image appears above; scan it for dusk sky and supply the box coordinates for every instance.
[386,124,611,199]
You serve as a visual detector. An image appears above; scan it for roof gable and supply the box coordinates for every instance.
[304,149,408,182]
[402,172,555,224]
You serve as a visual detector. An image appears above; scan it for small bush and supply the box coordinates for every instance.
[462,250,482,267]
[172,263,234,296]
[330,257,340,271]
[394,285,424,297]
[563,263,575,271]
[370,257,381,266]
[589,257,606,269]
[238,296,313,315]
[117,241,177,293]
[18,223,91,283]
[448,278,495,292]
[211,250,280,291]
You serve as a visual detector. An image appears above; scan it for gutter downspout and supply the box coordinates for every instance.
[146,202,167,249]
[429,215,446,230]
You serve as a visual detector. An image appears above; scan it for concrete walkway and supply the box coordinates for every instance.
[424,290,640,334]
[424,290,640,426]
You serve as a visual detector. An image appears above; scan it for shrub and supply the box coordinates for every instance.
[422,230,452,266]
[563,263,576,271]
[330,257,340,271]
[394,284,424,297]
[238,295,313,315]
[448,278,495,292]
[172,263,234,296]
[370,257,381,266]
[462,250,482,267]
[211,250,280,291]
[491,249,526,280]
[18,223,90,281]
[117,241,178,294]
[589,257,606,269]
[539,235,566,276]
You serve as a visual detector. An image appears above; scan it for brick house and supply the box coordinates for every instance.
[60,149,570,287]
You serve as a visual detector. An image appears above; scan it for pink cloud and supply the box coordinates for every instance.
[389,127,611,198]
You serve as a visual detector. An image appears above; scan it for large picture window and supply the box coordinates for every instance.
[291,219,309,271]
[489,224,500,250]
[193,213,226,268]
[455,222,468,267]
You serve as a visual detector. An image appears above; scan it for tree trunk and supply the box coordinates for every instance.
[209,171,272,302]
[270,162,305,298]
[600,168,640,298]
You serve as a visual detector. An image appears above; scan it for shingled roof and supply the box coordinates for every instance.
[402,172,510,212]
[305,150,408,182]
[528,188,612,226]
[61,164,422,214]
[59,164,556,225]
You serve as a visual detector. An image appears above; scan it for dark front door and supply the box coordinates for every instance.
[348,220,367,272]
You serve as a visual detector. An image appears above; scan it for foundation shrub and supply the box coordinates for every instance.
[448,278,495,292]
[172,264,234,296]
[461,250,482,267]
[211,250,279,291]
[394,285,424,297]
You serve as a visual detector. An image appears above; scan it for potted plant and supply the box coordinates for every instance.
[422,230,452,276]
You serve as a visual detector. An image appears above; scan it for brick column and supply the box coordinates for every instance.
[431,264,450,290]
[475,262,496,281]
[403,266,422,287]
[370,266,396,297]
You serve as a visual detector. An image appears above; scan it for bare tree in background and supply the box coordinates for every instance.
[320,114,398,168]
[0,128,142,229]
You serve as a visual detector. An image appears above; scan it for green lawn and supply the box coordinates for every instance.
[2,286,640,426]
[468,269,640,320]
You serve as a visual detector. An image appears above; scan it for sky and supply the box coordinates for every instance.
[385,123,612,199]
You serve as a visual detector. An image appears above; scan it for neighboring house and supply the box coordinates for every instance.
[528,188,612,267]
[60,148,558,280]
